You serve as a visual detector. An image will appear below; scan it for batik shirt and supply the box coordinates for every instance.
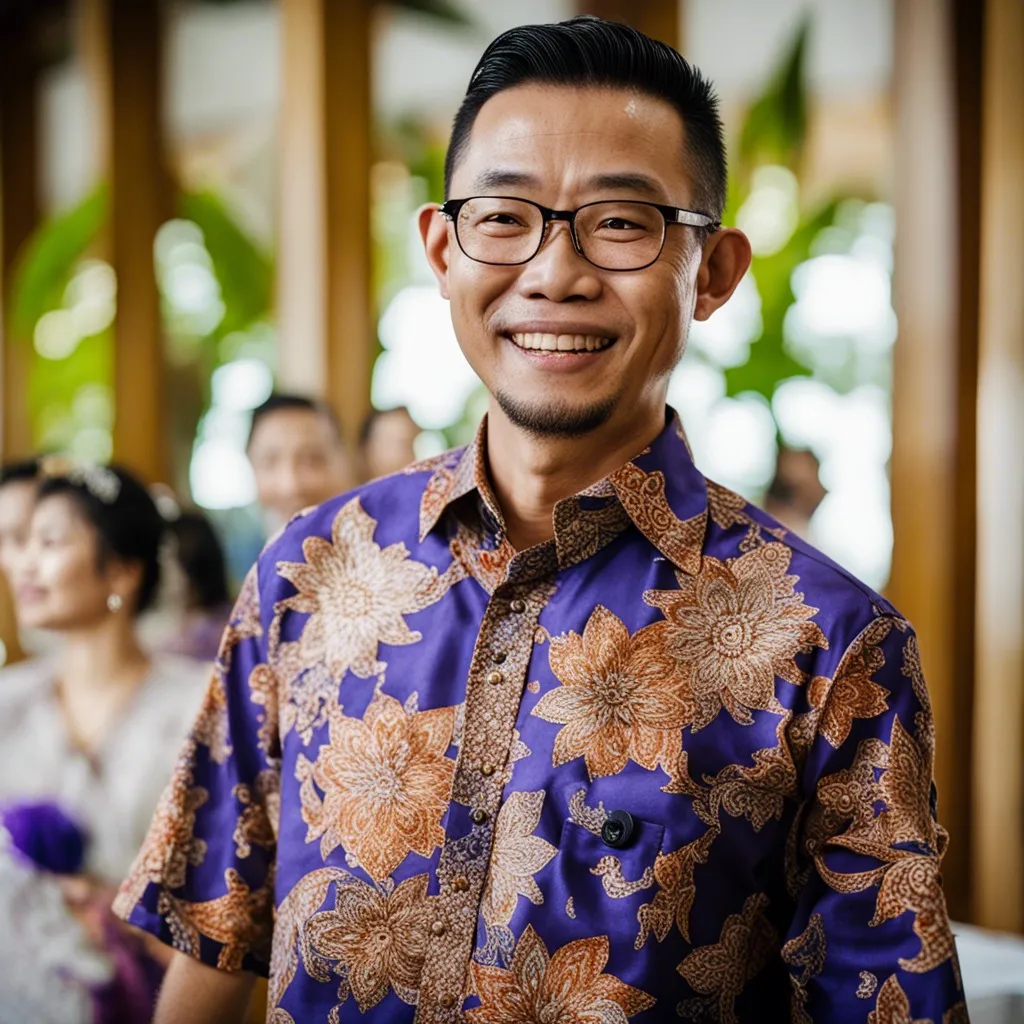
[115,410,966,1023]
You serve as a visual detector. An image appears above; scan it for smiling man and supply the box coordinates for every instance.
[117,17,965,1023]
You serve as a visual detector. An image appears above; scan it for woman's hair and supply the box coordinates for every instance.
[168,511,231,611]
[35,464,165,615]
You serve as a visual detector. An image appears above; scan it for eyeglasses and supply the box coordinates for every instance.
[439,196,719,272]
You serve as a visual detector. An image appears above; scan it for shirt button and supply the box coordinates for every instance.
[471,808,489,825]
[452,875,469,892]
[601,809,636,849]
[431,920,446,936]
[492,651,507,664]
[510,598,527,614]
[486,670,503,685]
[481,763,496,776]
[439,994,457,1009]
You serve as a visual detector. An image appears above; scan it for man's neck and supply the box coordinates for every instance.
[485,400,667,552]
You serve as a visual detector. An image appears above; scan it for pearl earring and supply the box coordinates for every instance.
[107,594,123,613]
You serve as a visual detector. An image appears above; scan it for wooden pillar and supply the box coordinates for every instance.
[277,0,374,448]
[889,0,981,921]
[0,9,41,460]
[83,0,172,483]
[576,0,682,51]
[972,0,1024,933]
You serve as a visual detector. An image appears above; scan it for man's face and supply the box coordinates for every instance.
[0,479,37,581]
[247,409,351,526]
[363,409,420,480]
[423,84,737,438]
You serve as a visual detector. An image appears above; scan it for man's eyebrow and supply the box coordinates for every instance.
[468,169,541,193]
[587,172,666,199]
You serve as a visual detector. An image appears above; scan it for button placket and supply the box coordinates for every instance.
[414,581,553,1023]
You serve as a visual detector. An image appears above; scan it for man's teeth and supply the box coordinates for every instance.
[510,333,613,353]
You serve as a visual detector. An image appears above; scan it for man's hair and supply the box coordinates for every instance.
[247,393,344,450]
[358,405,414,448]
[0,457,41,488]
[445,16,727,224]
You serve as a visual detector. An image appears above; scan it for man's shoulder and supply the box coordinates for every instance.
[702,477,904,644]
[259,448,467,568]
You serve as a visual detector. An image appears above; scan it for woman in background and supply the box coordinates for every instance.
[0,460,209,881]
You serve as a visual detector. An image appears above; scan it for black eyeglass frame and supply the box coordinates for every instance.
[439,196,721,272]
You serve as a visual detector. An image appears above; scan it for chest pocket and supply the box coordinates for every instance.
[551,784,665,945]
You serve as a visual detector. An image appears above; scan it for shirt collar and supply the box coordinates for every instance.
[417,407,707,576]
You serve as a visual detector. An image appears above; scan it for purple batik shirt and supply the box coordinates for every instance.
[115,409,967,1023]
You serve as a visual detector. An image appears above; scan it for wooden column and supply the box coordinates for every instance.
[889,0,982,921]
[0,8,41,460]
[972,0,1024,933]
[84,0,172,483]
[576,0,681,51]
[277,0,374,448]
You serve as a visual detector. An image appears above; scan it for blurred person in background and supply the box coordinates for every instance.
[359,405,420,480]
[220,393,354,583]
[159,510,234,663]
[763,445,826,541]
[0,459,208,897]
[247,392,353,532]
[0,458,40,582]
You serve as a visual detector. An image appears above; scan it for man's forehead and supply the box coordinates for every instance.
[453,83,687,196]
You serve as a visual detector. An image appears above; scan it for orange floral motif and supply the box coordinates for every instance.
[705,479,788,551]
[480,790,557,929]
[298,691,456,880]
[233,769,280,858]
[533,605,688,779]
[158,868,274,971]
[304,872,434,1012]
[677,893,778,1024]
[815,717,956,975]
[192,672,232,765]
[468,925,655,1023]
[217,564,263,670]
[247,663,280,758]
[268,866,350,1009]
[276,497,443,680]
[645,543,828,731]
[113,740,209,915]
[808,617,897,748]
[635,829,716,947]
[867,974,933,1024]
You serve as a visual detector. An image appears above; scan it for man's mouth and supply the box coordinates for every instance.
[508,332,615,353]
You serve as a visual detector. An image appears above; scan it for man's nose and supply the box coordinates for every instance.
[517,221,602,302]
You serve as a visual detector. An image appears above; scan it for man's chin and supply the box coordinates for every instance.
[493,390,618,438]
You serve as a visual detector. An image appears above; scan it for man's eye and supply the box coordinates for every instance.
[600,218,643,231]
[483,213,524,226]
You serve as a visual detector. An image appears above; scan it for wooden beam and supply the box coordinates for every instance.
[889,0,981,921]
[0,8,41,461]
[972,0,1024,933]
[576,0,681,51]
[84,0,172,483]
[277,0,374,449]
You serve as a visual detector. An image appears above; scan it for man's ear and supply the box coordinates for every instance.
[418,203,450,300]
[693,228,752,321]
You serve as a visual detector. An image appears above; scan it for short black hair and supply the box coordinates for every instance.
[247,393,344,450]
[445,16,727,224]
[168,511,230,611]
[0,458,41,488]
[36,465,165,615]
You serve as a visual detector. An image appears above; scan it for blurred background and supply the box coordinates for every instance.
[0,0,1020,957]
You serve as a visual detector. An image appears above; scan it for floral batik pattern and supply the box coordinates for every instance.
[114,409,964,1021]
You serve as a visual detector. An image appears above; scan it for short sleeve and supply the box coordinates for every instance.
[113,563,280,975]
[782,614,968,1021]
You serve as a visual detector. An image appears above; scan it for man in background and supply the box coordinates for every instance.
[0,460,41,664]
[359,405,420,481]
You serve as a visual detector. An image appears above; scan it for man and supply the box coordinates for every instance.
[116,17,965,1022]
[359,405,421,481]
[220,394,355,584]
[246,393,354,532]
